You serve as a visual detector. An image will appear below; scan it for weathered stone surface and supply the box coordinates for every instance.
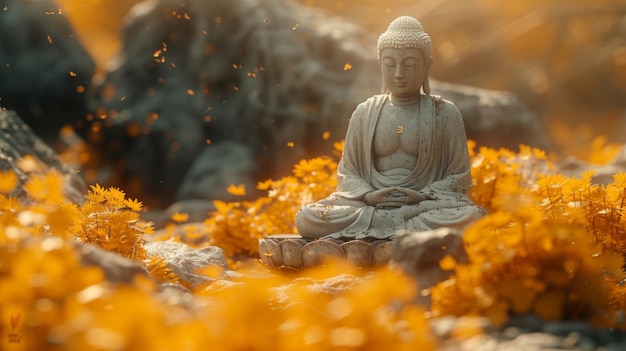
[431,81,552,151]
[0,0,94,141]
[390,227,468,306]
[302,239,345,267]
[77,243,148,284]
[0,109,86,203]
[431,312,626,351]
[559,145,626,185]
[85,0,368,207]
[176,142,258,203]
[271,274,363,305]
[340,240,372,267]
[259,235,393,270]
[144,241,229,289]
[280,237,307,270]
[259,237,283,267]
[370,240,393,265]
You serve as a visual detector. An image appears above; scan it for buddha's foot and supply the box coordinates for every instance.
[258,234,392,270]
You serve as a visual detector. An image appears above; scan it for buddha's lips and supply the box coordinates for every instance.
[393,82,406,87]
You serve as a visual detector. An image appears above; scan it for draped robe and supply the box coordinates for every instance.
[295,94,486,239]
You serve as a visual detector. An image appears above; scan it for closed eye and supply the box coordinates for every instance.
[403,57,418,67]
[382,57,396,67]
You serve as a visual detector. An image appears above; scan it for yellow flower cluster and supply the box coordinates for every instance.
[431,145,626,329]
[1,243,434,350]
[0,154,435,350]
[204,144,341,256]
[74,184,152,260]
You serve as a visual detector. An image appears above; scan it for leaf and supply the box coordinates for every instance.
[124,198,143,212]
[0,170,18,193]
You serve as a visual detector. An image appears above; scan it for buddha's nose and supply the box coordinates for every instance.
[394,65,404,79]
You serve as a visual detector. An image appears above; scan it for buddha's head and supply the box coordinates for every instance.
[377,16,432,96]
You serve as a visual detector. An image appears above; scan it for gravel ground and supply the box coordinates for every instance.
[431,315,626,351]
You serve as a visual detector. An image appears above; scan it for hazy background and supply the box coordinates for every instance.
[55,0,626,159]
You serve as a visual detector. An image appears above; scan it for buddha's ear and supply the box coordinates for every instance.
[422,57,433,94]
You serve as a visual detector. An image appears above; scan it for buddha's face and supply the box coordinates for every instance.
[380,48,428,99]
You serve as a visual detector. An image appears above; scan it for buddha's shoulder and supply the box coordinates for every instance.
[429,94,461,117]
[351,94,388,117]
[360,94,388,108]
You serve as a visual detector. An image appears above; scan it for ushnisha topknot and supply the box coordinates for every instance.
[377,16,432,63]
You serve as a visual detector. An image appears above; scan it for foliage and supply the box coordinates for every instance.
[0,239,435,350]
[1,139,626,349]
[73,184,152,260]
[203,142,342,256]
[0,152,435,350]
[431,146,626,329]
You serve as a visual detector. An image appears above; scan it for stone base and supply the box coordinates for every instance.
[258,234,392,270]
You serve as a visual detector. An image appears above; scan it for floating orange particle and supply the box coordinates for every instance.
[171,212,189,223]
[227,184,246,196]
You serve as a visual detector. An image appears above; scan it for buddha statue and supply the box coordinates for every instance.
[295,16,486,240]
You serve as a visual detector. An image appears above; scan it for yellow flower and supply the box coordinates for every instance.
[0,170,18,193]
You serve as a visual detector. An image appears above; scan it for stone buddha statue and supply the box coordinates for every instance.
[295,16,486,240]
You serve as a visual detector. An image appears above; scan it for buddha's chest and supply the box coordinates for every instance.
[372,107,420,158]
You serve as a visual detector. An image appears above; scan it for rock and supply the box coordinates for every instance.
[144,241,229,289]
[271,273,363,304]
[430,316,492,341]
[175,141,258,203]
[559,145,626,185]
[144,221,211,248]
[431,81,552,151]
[77,243,148,284]
[0,109,86,204]
[85,0,368,207]
[155,283,204,310]
[501,332,567,349]
[0,0,94,142]
[501,314,544,333]
[390,227,468,307]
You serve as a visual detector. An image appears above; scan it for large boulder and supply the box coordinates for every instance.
[431,81,552,151]
[0,109,86,203]
[84,0,369,206]
[77,242,148,284]
[0,0,94,142]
